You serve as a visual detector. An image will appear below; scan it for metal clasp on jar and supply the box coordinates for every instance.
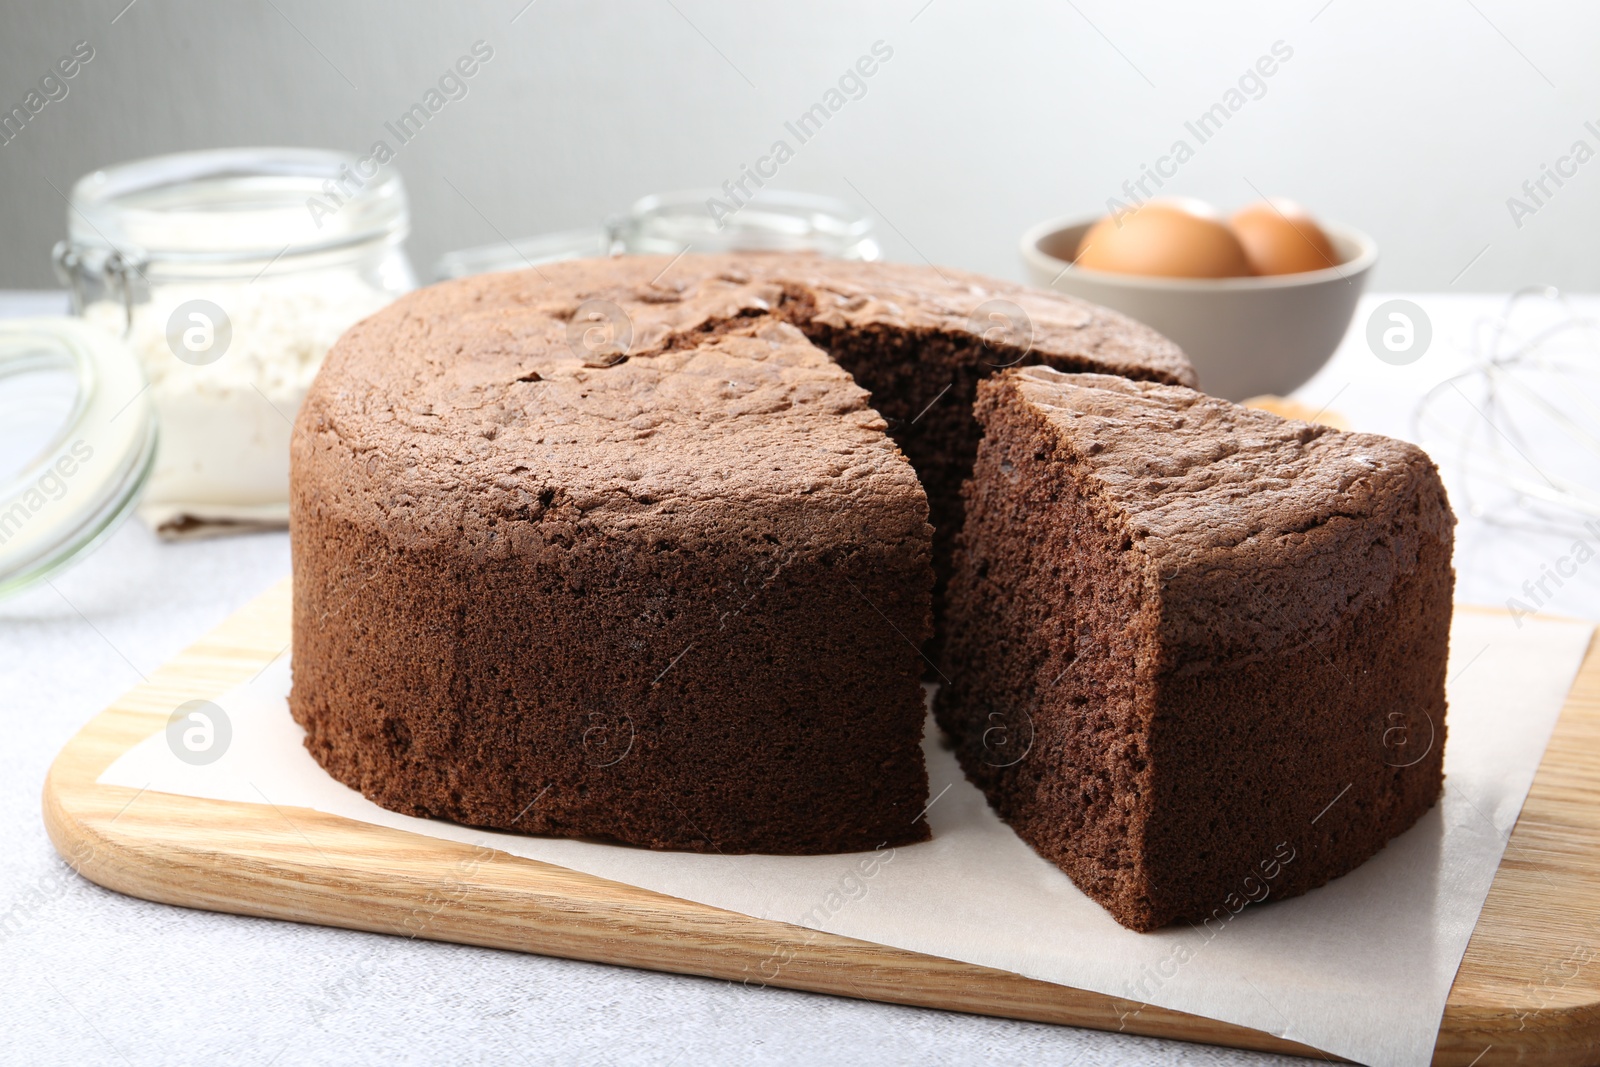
[51,241,150,337]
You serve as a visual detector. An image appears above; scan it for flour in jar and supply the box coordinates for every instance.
[86,273,394,527]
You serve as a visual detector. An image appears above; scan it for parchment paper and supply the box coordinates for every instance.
[99,610,1594,1067]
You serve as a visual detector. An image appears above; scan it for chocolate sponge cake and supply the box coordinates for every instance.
[290,255,1192,854]
[937,368,1454,929]
[290,292,935,853]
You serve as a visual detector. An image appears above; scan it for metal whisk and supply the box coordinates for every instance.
[1413,287,1600,532]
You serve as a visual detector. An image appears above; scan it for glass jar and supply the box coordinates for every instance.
[431,187,878,280]
[618,188,879,260]
[434,227,613,281]
[53,147,416,533]
[0,318,156,596]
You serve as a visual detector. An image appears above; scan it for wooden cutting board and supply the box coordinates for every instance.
[41,578,1600,1065]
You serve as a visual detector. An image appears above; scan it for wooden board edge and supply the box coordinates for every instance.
[35,576,1600,1065]
[1435,625,1600,1066]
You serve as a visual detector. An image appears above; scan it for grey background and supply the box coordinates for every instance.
[1,0,1597,291]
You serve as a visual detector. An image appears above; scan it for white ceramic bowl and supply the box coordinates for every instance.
[1019,214,1378,400]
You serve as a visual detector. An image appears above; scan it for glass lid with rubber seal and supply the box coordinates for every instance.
[0,318,156,596]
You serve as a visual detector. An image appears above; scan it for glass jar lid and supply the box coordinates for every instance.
[65,147,409,265]
[0,318,156,596]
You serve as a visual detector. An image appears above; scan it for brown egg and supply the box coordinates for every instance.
[1230,199,1340,275]
[1075,199,1254,279]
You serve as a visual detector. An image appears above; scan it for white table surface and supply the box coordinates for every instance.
[3,289,1597,1067]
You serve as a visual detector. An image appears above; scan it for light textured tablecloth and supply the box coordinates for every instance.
[4,290,1598,1067]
